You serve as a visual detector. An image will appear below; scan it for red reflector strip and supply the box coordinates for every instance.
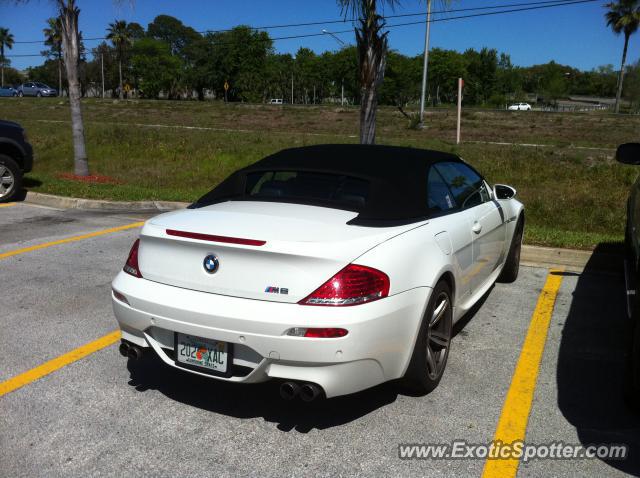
[166,229,266,246]
[304,328,349,338]
[112,289,130,306]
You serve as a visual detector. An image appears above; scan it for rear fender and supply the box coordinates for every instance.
[352,222,452,296]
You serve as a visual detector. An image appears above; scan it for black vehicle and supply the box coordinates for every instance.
[617,142,640,407]
[0,120,33,203]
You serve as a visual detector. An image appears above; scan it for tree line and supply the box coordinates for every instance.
[2,14,633,108]
[1,0,638,176]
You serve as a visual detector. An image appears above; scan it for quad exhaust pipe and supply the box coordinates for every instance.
[299,383,322,402]
[119,341,144,361]
[118,341,130,357]
[128,344,144,360]
[279,382,301,400]
[279,381,324,402]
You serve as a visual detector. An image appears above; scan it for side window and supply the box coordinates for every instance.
[434,162,486,209]
[427,166,457,212]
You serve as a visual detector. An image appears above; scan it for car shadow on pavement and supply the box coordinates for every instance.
[556,242,640,476]
[126,355,400,433]
[125,290,490,433]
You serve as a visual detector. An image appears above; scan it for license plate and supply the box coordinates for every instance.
[175,333,229,373]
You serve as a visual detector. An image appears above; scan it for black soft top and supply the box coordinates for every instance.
[191,144,464,226]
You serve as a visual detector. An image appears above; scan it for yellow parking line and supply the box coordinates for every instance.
[0,202,15,208]
[482,269,564,478]
[0,221,144,260]
[0,330,121,397]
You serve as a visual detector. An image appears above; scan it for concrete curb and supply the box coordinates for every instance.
[521,245,592,271]
[521,245,621,274]
[21,192,617,273]
[24,191,189,212]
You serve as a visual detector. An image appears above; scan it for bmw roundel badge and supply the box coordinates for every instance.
[203,254,219,274]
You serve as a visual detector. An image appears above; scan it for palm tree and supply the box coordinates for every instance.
[0,27,15,88]
[58,0,89,176]
[338,0,398,144]
[106,20,134,100]
[605,0,640,113]
[43,17,63,96]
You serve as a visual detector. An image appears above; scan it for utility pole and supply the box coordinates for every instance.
[101,53,105,99]
[291,73,294,104]
[456,78,463,144]
[322,29,347,107]
[418,0,433,128]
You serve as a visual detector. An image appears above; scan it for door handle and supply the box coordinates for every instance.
[472,222,482,234]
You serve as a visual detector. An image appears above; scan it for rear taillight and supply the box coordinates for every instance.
[123,239,142,278]
[299,264,390,306]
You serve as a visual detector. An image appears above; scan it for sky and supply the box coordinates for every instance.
[0,0,636,72]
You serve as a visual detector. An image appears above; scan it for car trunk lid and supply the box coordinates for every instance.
[137,201,422,303]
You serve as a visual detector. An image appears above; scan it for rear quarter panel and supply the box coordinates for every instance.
[352,221,455,297]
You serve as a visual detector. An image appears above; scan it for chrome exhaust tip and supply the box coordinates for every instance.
[279,381,301,400]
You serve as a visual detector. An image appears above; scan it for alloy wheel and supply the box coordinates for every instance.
[426,291,451,380]
[0,165,15,199]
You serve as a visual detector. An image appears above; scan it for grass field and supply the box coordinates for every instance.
[1,97,639,249]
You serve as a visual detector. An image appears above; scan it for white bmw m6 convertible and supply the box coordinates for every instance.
[112,144,524,401]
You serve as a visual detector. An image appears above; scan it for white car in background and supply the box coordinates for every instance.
[508,102,532,111]
[111,145,524,401]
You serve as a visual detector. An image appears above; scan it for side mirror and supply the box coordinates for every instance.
[493,184,517,200]
[616,143,640,165]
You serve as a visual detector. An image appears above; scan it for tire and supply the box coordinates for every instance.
[36,92,42,98]
[625,219,635,275]
[625,296,640,412]
[625,219,632,258]
[0,155,22,203]
[18,91,23,97]
[403,280,453,394]
[498,216,524,283]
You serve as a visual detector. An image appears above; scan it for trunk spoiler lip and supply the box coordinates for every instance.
[165,229,266,247]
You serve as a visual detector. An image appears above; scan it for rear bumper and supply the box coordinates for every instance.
[111,271,430,398]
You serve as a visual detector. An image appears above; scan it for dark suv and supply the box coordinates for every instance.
[0,120,33,203]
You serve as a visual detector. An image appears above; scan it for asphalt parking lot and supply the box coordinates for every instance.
[2,202,640,477]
